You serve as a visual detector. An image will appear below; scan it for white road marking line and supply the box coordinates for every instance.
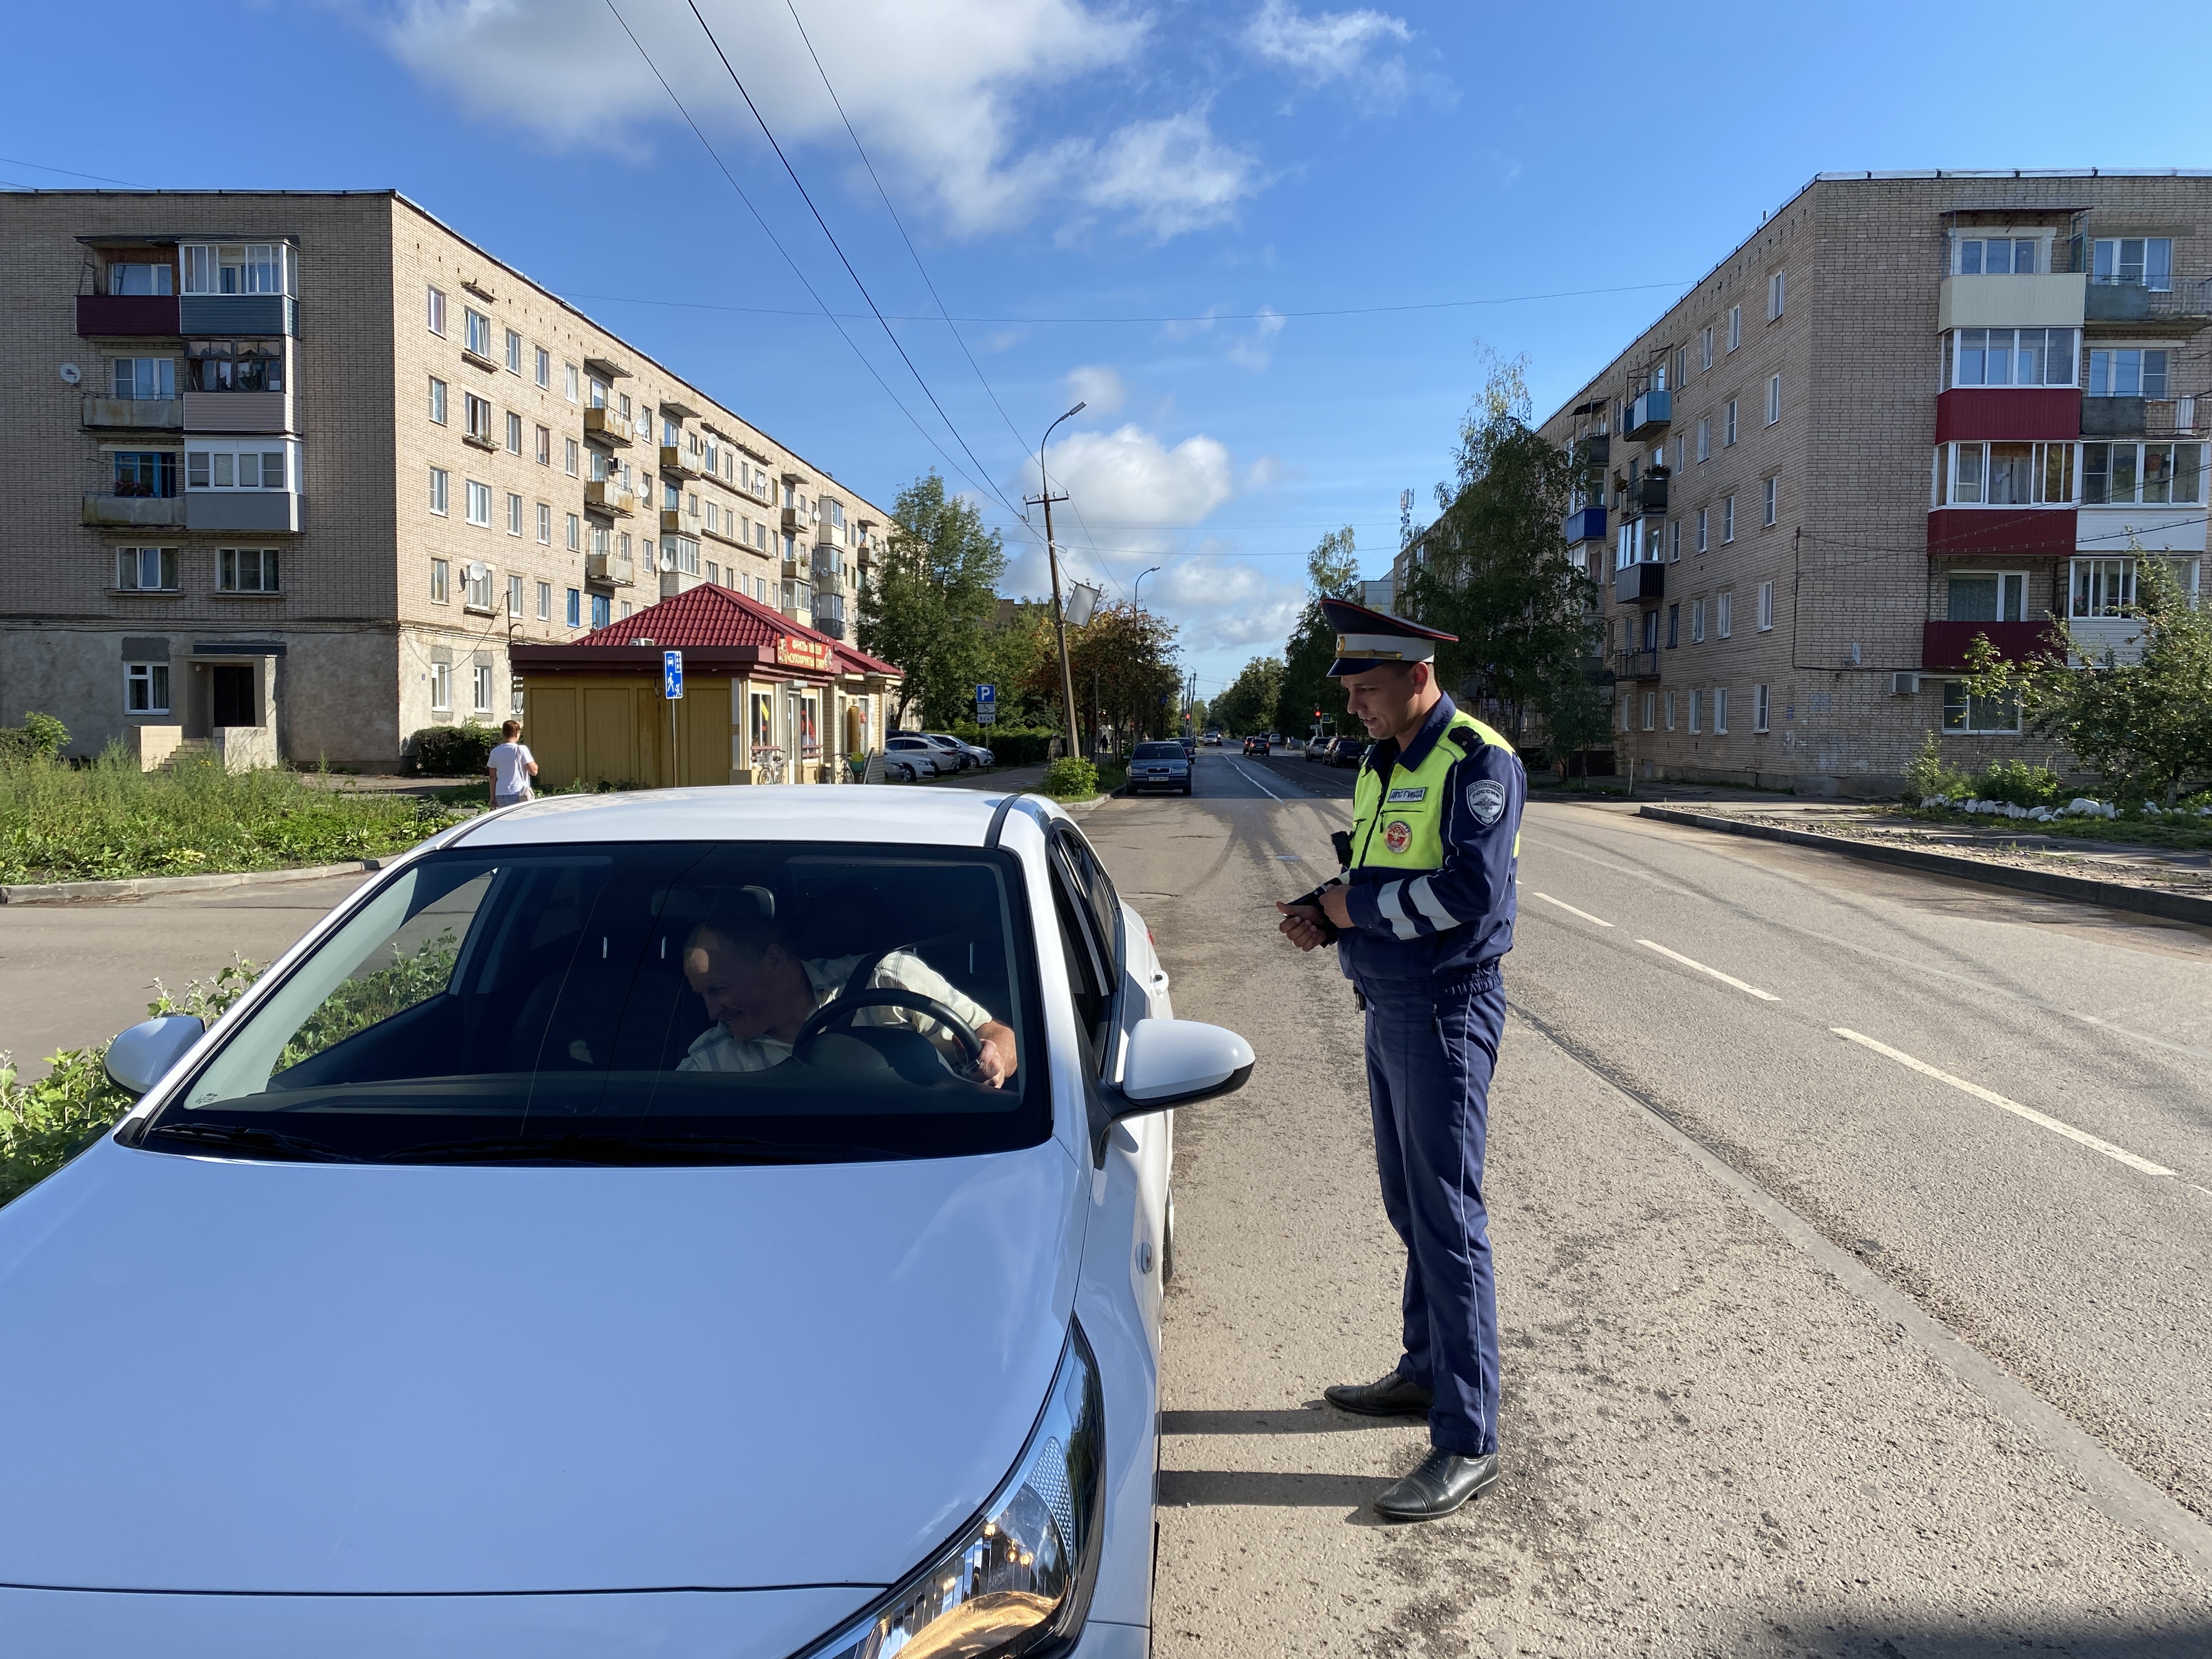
[1830,1028,2176,1178]
[1531,891,1615,928]
[1522,834,1701,898]
[1228,760,1289,801]
[1635,938,1781,1000]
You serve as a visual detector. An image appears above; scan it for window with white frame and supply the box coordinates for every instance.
[126,662,171,714]
[1943,680,2019,733]
[115,546,178,591]
[1688,688,1703,733]
[108,262,172,296]
[1757,579,1774,630]
[564,363,579,402]
[428,375,447,424]
[216,548,280,593]
[1767,271,1785,320]
[1695,506,1708,552]
[1948,571,2029,622]
[1726,305,1741,352]
[1713,687,1729,733]
[1722,496,1736,543]
[537,502,552,544]
[565,438,579,477]
[430,466,449,516]
[430,558,450,603]
[1664,691,1675,730]
[1949,328,2079,388]
[1691,599,1706,643]
[506,411,523,454]
[464,393,492,444]
[2087,348,2169,398]
[535,347,551,388]
[588,377,607,410]
[1937,441,2078,506]
[505,328,522,374]
[2081,442,2203,506]
[566,588,582,627]
[464,563,493,611]
[535,424,551,466]
[506,492,523,535]
[1717,591,1733,638]
[1765,374,1781,425]
[427,285,447,336]
[430,661,452,712]
[1641,691,1656,731]
[1753,684,1770,732]
[1762,476,1778,527]
[1953,235,2042,275]
[1723,400,1737,445]
[507,574,524,617]
[1668,519,1681,562]
[566,513,581,551]
[464,308,492,359]
[112,357,176,399]
[1700,325,1713,370]
[2092,237,2172,291]
[536,580,552,622]
[181,242,292,296]
[2070,556,2199,618]
[186,442,291,492]
[465,480,493,527]
[1696,416,1711,462]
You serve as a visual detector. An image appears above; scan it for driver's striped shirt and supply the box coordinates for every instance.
[677,951,992,1074]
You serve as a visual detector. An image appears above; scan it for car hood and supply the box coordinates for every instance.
[0,1136,1083,1595]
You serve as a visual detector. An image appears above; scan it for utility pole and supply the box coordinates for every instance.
[1027,400,1086,764]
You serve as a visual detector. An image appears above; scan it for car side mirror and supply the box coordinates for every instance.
[1091,1018,1252,1160]
[103,1014,205,1098]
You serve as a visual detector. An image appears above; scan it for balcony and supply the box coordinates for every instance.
[1613,561,1664,605]
[178,295,296,337]
[181,389,291,434]
[1562,506,1607,544]
[658,444,696,479]
[1623,388,1671,440]
[662,506,702,537]
[584,479,636,515]
[584,407,634,445]
[82,396,183,430]
[2084,276,2212,331]
[1933,387,2080,443]
[1921,620,2064,671]
[76,294,179,336]
[1937,273,2086,332]
[1624,472,1669,516]
[1610,647,1661,681]
[187,491,302,533]
[781,503,815,531]
[83,493,186,528]
[585,553,636,587]
[1570,433,1610,471]
[1926,508,2076,558]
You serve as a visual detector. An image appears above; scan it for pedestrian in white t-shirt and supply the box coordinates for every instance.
[487,719,538,808]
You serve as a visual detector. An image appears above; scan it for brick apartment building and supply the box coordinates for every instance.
[1528,170,2209,795]
[0,189,892,774]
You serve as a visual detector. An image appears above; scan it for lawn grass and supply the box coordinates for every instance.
[1902,805,2212,853]
[0,752,465,884]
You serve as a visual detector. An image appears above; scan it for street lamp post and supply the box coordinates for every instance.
[1029,402,1086,765]
[1132,564,1161,612]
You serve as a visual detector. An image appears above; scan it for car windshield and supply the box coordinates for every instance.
[144,842,1045,1166]
[1133,743,1183,760]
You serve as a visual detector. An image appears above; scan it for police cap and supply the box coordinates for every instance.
[1319,596,1458,678]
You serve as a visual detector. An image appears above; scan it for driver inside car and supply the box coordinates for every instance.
[677,915,1018,1087]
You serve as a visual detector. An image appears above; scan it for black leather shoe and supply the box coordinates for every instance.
[1373,1449,1500,1522]
[1323,1369,1432,1417]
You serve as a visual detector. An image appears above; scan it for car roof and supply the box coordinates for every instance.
[442,786,1068,851]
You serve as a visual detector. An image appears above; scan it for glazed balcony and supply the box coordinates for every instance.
[179,294,296,336]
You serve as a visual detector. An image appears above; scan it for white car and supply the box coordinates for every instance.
[922,732,995,770]
[883,735,947,777]
[0,788,1249,1659]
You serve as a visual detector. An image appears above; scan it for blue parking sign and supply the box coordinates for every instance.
[663,650,684,700]
[977,684,995,706]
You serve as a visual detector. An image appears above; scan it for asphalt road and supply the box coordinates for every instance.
[1086,746,2212,1656]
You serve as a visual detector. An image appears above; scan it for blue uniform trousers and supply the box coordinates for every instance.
[1358,962,1504,1458]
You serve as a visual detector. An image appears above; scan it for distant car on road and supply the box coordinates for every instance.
[1130,740,1194,796]
[1202,731,1222,746]
[921,732,994,770]
[1301,737,1327,761]
[882,736,945,777]
[1267,732,1282,747]
[1242,736,1268,757]
[1326,736,1366,769]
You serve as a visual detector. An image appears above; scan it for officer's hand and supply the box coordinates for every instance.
[1275,902,1327,952]
[1316,884,1352,929]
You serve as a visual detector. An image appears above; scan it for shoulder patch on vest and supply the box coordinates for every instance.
[1465,778,1507,826]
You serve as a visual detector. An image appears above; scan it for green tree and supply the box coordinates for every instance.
[1274,528,1362,737]
[1965,551,2212,804]
[1211,656,1285,735]
[858,473,1007,730]
[1047,605,1183,745]
[1401,355,1601,753]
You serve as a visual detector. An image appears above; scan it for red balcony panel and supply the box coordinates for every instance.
[1926,507,2076,557]
[1921,620,2066,671]
[76,294,179,336]
[1933,387,2081,443]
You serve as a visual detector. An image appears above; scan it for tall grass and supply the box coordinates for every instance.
[0,749,460,884]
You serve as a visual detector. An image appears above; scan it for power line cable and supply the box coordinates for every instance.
[0,154,142,185]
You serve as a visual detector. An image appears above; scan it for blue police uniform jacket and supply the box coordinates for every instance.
[1339,695,1525,985]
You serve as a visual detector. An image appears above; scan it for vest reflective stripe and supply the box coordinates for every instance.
[1351,712,1509,874]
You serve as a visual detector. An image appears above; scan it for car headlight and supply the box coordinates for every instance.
[798,1323,1104,1659]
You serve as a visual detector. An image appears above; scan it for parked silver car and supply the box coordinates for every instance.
[1129,740,1193,796]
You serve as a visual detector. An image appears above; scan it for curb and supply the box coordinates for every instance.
[0,858,389,907]
[1637,805,2212,928]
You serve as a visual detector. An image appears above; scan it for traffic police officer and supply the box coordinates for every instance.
[1276,596,1525,1522]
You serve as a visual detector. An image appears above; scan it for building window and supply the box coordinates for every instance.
[188,339,283,394]
[216,548,280,593]
[1700,326,1713,371]
[1726,305,1741,352]
[1717,591,1734,638]
[430,466,449,516]
[1668,519,1681,562]
[1666,603,1679,648]
[566,512,581,551]
[465,479,493,526]
[565,363,580,402]
[2092,238,2172,292]
[1753,684,1770,733]
[1943,680,2019,733]
[180,242,292,296]
[1757,579,1774,630]
[1767,270,1785,320]
[125,662,171,714]
[507,574,524,617]
[1764,374,1781,426]
[565,438,580,477]
[2083,442,2204,506]
[1696,416,1711,463]
[108,262,173,296]
[116,546,179,591]
[1691,599,1706,644]
[565,586,582,627]
[537,502,552,544]
[1950,571,2029,622]
[506,492,523,535]
[1722,496,1736,543]
[463,393,492,444]
[1641,691,1656,731]
[1713,687,1729,733]
[505,328,522,374]
[464,308,492,359]
[2088,348,2168,398]
[1723,400,1737,446]
[1762,476,1778,527]
[111,358,176,399]
[591,593,612,629]
[430,558,450,603]
[112,450,180,498]
[2069,557,2199,619]
[589,377,607,410]
[1955,236,2040,275]
[536,580,552,621]
[535,347,551,388]
[186,444,289,492]
[464,563,493,611]
[1688,689,1702,733]
[535,424,551,465]
[1939,440,2080,506]
[1695,507,1708,553]
[506,411,523,454]
[1950,328,2079,389]
[428,375,448,424]
[426,285,447,336]
[430,662,452,713]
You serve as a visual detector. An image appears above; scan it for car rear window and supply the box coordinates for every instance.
[1133,743,1184,760]
[143,843,1046,1167]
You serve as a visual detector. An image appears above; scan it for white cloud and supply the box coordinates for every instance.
[1153,552,1306,648]
[1225,306,1285,371]
[349,1,1259,239]
[1064,364,1126,416]
[1244,0,1410,98]
[1037,424,1235,528]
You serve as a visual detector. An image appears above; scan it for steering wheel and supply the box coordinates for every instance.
[793,988,986,1072]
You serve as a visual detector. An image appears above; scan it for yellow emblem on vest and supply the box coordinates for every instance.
[1384,819,1412,853]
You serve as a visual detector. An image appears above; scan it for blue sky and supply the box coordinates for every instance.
[9,1,2205,700]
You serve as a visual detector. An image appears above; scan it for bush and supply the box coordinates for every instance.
[1039,757,1099,800]
[410,721,500,776]
[0,712,69,763]
[949,723,1057,767]
[1902,732,1962,805]
[1970,759,2062,808]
